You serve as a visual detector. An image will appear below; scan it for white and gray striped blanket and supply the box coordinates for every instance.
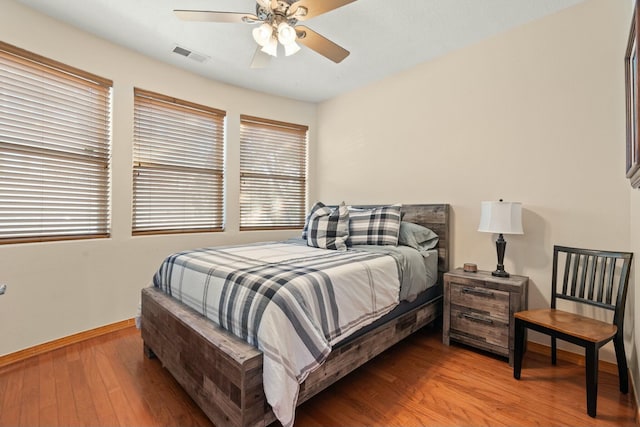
[152,241,401,427]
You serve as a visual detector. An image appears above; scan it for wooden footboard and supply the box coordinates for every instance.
[141,286,442,427]
[141,287,266,427]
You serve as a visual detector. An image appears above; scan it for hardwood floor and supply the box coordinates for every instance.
[0,325,635,426]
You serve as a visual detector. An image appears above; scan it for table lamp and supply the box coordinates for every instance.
[478,199,523,277]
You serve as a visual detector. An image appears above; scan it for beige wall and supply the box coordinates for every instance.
[0,1,317,356]
[317,0,632,363]
[630,187,640,404]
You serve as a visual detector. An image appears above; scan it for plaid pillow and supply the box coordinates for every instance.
[301,201,325,240]
[306,203,349,251]
[346,204,402,246]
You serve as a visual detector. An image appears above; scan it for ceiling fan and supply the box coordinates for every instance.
[174,0,357,67]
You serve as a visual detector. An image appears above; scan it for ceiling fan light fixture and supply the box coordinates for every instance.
[252,22,273,47]
[261,36,278,57]
[277,22,297,45]
[284,41,301,56]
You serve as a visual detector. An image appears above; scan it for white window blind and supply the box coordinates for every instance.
[0,41,112,244]
[239,115,308,230]
[133,88,226,235]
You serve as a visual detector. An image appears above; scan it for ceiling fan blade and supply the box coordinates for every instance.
[289,0,357,21]
[174,10,259,23]
[295,25,349,63]
[250,47,271,69]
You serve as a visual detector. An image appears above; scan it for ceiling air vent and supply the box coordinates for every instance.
[172,45,210,63]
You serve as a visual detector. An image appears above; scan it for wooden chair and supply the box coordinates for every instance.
[513,245,633,418]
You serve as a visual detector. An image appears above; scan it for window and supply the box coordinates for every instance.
[0,42,112,244]
[133,89,225,235]
[239,115,308,230]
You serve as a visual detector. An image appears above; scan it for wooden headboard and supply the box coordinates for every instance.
[350,203,450,280]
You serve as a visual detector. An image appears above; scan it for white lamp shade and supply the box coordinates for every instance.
[260,36,278,57]
[478,201,523,234]
[252,23,273,47]
[277,22,297,45]
[284,41,301,56]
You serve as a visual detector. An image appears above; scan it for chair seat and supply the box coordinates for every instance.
[515,309,617,344]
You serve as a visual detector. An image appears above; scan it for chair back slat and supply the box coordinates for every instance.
[605,257,616,305]
[576,254,591,298]
[585,255,597,300]
[596,255,607,303]
[569,253,580,297]
[560,252,571,297]
[553,246,633,323]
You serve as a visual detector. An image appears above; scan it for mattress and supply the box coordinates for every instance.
[336,283,442,348]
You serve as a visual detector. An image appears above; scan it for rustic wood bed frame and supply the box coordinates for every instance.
[140,203,450,427]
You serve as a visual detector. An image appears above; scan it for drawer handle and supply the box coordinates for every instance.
[461,287,495,298]
[460,313,494,325]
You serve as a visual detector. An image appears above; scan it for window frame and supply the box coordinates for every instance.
[239,114,308,231]
[132,88,226,235]
[0,41,112,245]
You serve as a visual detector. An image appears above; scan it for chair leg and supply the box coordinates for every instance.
[513,318,525,380]
[551,336,557,365]
[585,344,598,418]
[613,332,629,394]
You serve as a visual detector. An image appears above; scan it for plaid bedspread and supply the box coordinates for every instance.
[152,241,401,427]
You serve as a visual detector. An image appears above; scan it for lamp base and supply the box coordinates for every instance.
[492,234,510,278]
[492,269,510,278]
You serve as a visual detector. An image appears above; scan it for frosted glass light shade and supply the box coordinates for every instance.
[478,201,523,234]
[252,23,273,47]
[253,21,301,58]
[284,41,301,56]
[277,22,297,45]
[261,36,278,57]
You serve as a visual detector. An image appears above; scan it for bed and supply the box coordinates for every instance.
[140,203,449,427]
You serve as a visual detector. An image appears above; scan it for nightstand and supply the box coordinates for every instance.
[443,268,528,365]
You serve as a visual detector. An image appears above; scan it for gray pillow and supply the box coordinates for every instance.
[398,221,439,250]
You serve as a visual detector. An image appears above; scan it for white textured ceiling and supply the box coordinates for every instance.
[16,0,586,103]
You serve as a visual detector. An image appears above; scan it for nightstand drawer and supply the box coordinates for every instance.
[450,306,508,348]
[449,283,509,322]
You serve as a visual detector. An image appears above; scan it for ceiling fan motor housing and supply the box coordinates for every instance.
[255,0,300,26]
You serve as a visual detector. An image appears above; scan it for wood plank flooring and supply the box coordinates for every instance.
[0,325,635,426]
